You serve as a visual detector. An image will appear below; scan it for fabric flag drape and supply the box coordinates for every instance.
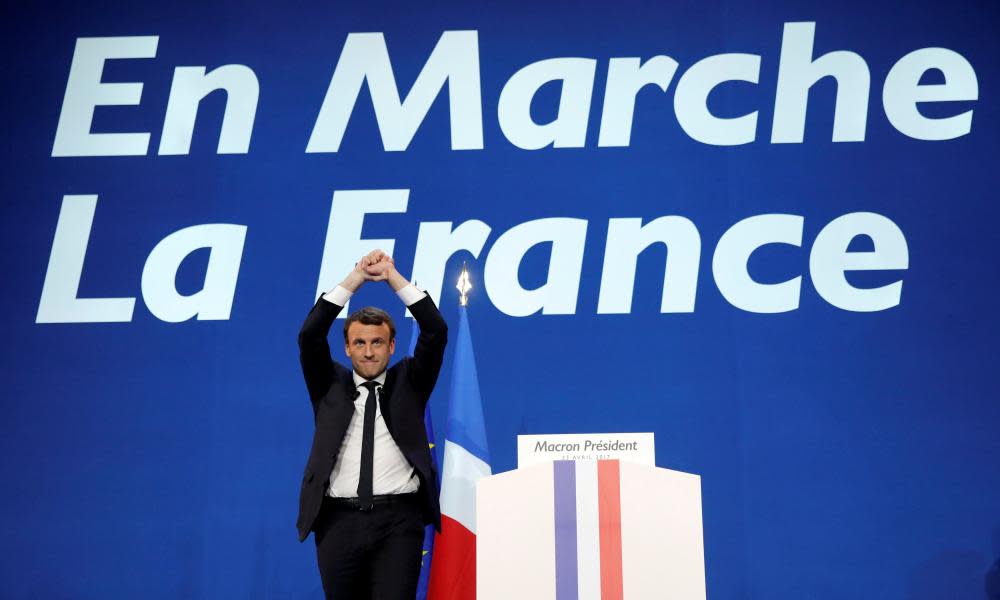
[428,306,492,600]
[409,319,438,600]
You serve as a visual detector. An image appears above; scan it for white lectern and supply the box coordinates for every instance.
[477,459,706,600]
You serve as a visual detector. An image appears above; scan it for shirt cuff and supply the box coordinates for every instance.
[322,285,353,306]
[396,284,427,307]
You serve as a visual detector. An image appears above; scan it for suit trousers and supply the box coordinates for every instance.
[313,494,425,600]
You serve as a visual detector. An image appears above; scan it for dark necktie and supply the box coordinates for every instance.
[357,381,380,510]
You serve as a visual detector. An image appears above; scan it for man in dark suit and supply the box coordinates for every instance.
[297,249,447,599]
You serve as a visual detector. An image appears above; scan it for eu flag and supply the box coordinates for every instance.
[409,318,438,600]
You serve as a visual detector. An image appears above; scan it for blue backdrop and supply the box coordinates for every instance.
[2,1,998,598]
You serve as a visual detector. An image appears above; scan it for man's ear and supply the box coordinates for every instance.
[344,341,351,357]
[388,338,396,355]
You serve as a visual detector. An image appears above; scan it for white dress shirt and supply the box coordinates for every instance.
[322,283,426,497]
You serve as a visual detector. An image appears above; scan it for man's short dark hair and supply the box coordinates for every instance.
[343,306,396,342]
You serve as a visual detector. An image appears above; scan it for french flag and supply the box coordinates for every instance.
[428,305,491,600]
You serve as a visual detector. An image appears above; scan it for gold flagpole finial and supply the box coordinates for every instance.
[456,262,472,306]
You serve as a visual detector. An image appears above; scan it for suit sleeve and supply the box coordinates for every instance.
[297,297,345,403]
[407,295,448,399]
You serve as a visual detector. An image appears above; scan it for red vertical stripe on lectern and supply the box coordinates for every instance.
[597,460,623,600]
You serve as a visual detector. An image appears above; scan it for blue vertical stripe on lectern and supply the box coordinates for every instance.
[554,460,579,600]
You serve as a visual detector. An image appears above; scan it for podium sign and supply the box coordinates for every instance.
[517,433,656,467]
[477,459,706,600]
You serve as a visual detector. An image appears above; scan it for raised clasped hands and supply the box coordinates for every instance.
[363,253,394,281]
[355,249,394,281]
[341,249,407,293]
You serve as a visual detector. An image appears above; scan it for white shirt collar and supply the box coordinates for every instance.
[352,370,386,388]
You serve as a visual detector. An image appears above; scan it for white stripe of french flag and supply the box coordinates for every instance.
[440,440,492,534]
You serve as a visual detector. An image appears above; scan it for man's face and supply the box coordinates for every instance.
[344,322,395,380]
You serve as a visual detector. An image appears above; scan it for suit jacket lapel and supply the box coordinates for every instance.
[380,369,397,432]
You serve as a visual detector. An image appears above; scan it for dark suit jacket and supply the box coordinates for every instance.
[296,294,448,542]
